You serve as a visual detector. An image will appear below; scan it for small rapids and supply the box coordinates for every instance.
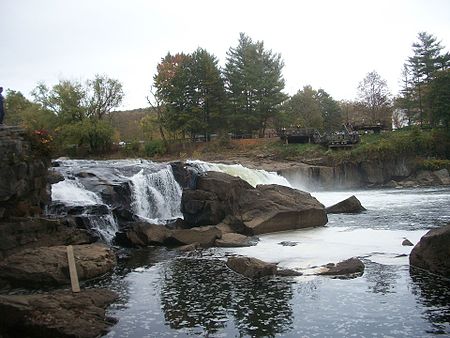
[187,159,290,187]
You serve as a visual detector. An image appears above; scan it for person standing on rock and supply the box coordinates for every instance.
[0,87,4,124]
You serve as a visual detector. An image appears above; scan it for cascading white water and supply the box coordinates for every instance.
[50,159,300,242]
[188,160,291,188]
[52,179,103,205]
[129,165,182,222]
[89,214,119,243]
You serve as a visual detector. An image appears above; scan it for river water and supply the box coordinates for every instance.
[50,159,450,337]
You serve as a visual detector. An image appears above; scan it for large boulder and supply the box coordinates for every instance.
[182,171,327,235]
[123,222,171,246]
[0,244,116,287]
[0,289,117,338]
[326,195,366,214]
[410,223,450,277]
[226,256,277,279]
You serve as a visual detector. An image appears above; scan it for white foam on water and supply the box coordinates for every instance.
[221,226,427,274]
[51,179,102,205]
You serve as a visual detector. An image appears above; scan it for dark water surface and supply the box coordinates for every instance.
[99,187,450,337]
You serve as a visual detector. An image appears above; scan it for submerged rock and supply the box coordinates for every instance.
[226,256,277,279]
[410,223,450,277]
[0,244,116,287]
[182,171,328,235]
[326,195,366,214]
[319,257,365,277]
[0,289,117,338]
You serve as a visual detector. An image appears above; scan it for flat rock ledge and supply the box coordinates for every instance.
[0,289,117,338]
[0,243,117,287]
[121,222,257,249]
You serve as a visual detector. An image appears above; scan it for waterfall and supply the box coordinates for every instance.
[52,179,103,205]
[89,214,119,243]
[51,176,119,243]
[50,159,295,242]
[188,160,291,188]
[50,160,183,242]
[129,165,182,222]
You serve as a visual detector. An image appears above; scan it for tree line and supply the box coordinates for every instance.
[3,32,449,156]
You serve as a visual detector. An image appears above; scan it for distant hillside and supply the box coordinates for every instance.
[110,108,155,142]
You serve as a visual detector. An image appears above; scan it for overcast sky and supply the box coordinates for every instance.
[1,0,450,110]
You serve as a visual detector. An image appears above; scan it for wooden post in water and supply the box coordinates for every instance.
[66,245,80,293]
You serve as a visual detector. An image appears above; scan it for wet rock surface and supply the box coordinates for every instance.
[0,289,117,338]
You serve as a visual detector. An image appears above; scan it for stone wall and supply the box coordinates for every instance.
[0,126,51,219]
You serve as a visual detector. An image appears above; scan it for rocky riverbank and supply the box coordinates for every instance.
[0,126,118,337]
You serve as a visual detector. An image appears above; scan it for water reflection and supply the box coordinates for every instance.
[364,261,400,294]
[410,267,450,334]
[159,258,294,337]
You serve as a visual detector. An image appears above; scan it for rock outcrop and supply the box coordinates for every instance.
[0,289,117,338]
[0,217,95,259]
[410,223,450,277]
[0,244,117,287]
[182,171,328,235]
[0,126,51,219]
[326,195,366,214]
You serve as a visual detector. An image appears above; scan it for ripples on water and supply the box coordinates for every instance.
[99,187,450,337]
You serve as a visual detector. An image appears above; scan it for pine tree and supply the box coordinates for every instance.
[224,33,287,137]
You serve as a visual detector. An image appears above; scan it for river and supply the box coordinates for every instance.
[50,159,450,337]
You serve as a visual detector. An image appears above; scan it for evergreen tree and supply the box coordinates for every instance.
[224,33,287,137]
[425,69,450,129]
[398,32,450,127]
